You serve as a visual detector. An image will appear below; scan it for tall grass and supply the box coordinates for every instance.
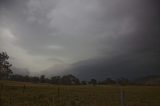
[0,81,160,106]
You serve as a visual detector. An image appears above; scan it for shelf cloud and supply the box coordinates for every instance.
[0,0,160,79]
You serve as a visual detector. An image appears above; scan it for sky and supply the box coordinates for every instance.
[0,0,160,80]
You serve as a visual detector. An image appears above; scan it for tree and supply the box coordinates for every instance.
[0,52,12,79]
[30,76,40,83]
[61,74,80,85]
[89,78,97,85]
[100,78,116,85]
[81,81,87,85]
[40,75,45,83]
[117,78,129,85]
[51,76,61,84]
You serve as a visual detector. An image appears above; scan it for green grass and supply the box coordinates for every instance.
[0,81,160,106]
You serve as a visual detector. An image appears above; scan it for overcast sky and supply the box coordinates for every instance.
[0,0,160,79]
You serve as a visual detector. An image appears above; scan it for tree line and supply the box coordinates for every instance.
[0,51,132,85]
[8,74,131,85]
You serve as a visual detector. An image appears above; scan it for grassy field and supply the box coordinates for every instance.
[0,81,160,106]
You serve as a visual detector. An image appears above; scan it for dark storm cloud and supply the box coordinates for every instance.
[60,0,160,80]
[0,0,16,7]
[0,0,160,78]
[67,52,160,80]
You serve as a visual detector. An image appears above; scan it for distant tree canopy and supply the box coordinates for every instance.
[40,75,46,83]
[9,74,81,85]
[99,78,116,85]
[89,78,97,85]
[0,52,12,79]
[61,74,80,85]
[51,76,61,84]
[117,78,130,85]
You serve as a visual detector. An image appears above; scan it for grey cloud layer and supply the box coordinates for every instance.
[0,0,160,78]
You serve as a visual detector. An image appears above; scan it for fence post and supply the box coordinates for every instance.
[0,85,1,106]
[22,85,26,94]
[57,87,60,106]
[0,84,4,106]
[120,89,125,106]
